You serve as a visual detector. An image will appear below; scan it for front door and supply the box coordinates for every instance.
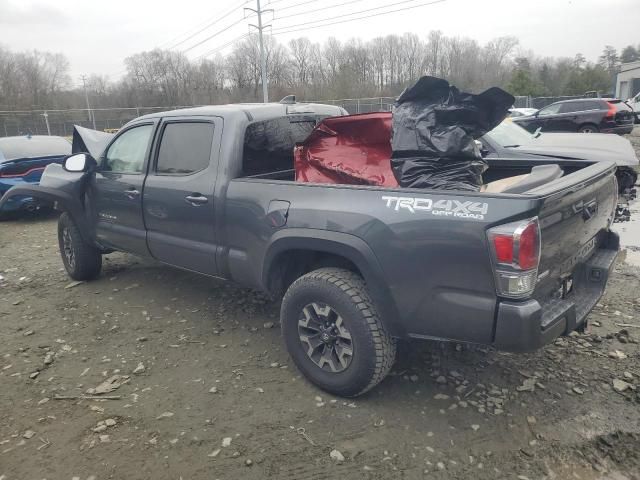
[93,123,155,254]
[535,103,563,132]
[142,118,222,276]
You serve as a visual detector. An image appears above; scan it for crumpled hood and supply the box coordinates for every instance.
[513,132,639,166]
[72,125,114,160]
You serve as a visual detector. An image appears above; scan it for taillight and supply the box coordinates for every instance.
[487,218,541,298]
[605,102,617,120]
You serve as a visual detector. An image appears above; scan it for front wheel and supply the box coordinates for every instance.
[58,212,102,281]
[281,268,396,397]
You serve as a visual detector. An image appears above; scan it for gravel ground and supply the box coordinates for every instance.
[1,133,640,480]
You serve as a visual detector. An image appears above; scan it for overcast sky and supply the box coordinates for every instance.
[1,0,638,85]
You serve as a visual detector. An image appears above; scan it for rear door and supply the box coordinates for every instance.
[94,122,156,254]
[142,117,222,275]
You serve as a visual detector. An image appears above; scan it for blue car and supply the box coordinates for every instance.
[0,135,71,217]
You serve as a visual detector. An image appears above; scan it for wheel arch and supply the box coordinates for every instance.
[578,122,599,133]
[263,229,403,337]
[0,184,93,242]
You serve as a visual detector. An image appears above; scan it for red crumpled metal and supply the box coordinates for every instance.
[294,112,397,187]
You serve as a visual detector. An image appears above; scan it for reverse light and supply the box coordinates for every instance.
[487,218,541,299]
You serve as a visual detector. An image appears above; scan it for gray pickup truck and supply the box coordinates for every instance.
[0,101,620,397]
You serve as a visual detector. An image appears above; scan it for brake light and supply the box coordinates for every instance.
[493,235,514,264]
[605,102,617,120]
[487,218,541,298]
[518,222,539,269]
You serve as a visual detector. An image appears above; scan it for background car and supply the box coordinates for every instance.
[626,92,640,123]
[480,119,639,195]
[509,107,538,117]
[512,98,635,134]
[0,135,71,218]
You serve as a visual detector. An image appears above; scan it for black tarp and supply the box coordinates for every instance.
[391,76,514,191]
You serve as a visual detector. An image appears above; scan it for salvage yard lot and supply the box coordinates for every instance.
[1,215,639,480]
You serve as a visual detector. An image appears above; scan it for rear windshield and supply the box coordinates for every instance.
[0,136,71,162]
[242,115,327,176]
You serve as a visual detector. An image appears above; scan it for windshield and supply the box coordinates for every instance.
[0,136,71,162]
[484,119,535,147]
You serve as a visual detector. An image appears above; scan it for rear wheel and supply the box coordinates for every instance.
[58,212,102,281]
[578,124,599,133]
[281,268,396,397]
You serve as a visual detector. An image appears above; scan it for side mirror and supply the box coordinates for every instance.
[64,153,96,172]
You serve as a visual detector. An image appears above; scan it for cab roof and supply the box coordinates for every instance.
[136,102,346,123]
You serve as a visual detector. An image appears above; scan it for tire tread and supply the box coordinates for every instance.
[284,267,396,396]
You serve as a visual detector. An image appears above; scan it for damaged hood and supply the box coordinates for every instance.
[72,125,114,159]
[510,132,639,167]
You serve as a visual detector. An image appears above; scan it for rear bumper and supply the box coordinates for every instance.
[493,233,618,352]
[602,124,634,134]
[1,182,51,212]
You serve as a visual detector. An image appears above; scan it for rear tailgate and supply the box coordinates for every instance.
[528,160,618,328]
[610,100,635,125]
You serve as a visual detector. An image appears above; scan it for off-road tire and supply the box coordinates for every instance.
[58,212,102,281]
[281,268,396,397]
[578,124,599,133]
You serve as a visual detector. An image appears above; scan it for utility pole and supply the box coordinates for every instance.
[80,75,97,129]
[245,0,272,103]
[41,111,51,135]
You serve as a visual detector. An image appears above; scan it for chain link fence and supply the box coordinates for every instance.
[0,106,197,138]
[308,97,395,114]
[0,94,601,138]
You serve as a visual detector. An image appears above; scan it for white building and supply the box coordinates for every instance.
[615,61,640,100]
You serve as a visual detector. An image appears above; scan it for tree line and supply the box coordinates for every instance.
[1,32,639,112]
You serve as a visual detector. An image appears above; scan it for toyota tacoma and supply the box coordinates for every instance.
[0,101,620,397]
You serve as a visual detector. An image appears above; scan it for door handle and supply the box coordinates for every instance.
[185,194,208,206]
[124,188,140,199]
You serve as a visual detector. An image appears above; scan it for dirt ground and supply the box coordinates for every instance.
[2,144,640,480]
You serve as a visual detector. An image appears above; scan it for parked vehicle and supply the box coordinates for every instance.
[508,108,538,118]
[0,135,71,217]
[480,119,639,195]
[512,98,635,135]
[0,102,620,397]
[626,92,640,123]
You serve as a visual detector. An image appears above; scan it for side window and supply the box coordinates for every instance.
[156,122,215,175]
[560,102,583,113]
[539,103,562,115]
[103,125,153,174]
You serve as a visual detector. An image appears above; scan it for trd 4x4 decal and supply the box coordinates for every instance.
[381,196,489,220]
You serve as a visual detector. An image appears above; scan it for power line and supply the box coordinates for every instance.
[194,33,250,61]
[275,0,322,13]
[272,0,442,32]
[166,0,251,50]
[181,15,251,54]
[272,0,446,35]
[274,0,366,21]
